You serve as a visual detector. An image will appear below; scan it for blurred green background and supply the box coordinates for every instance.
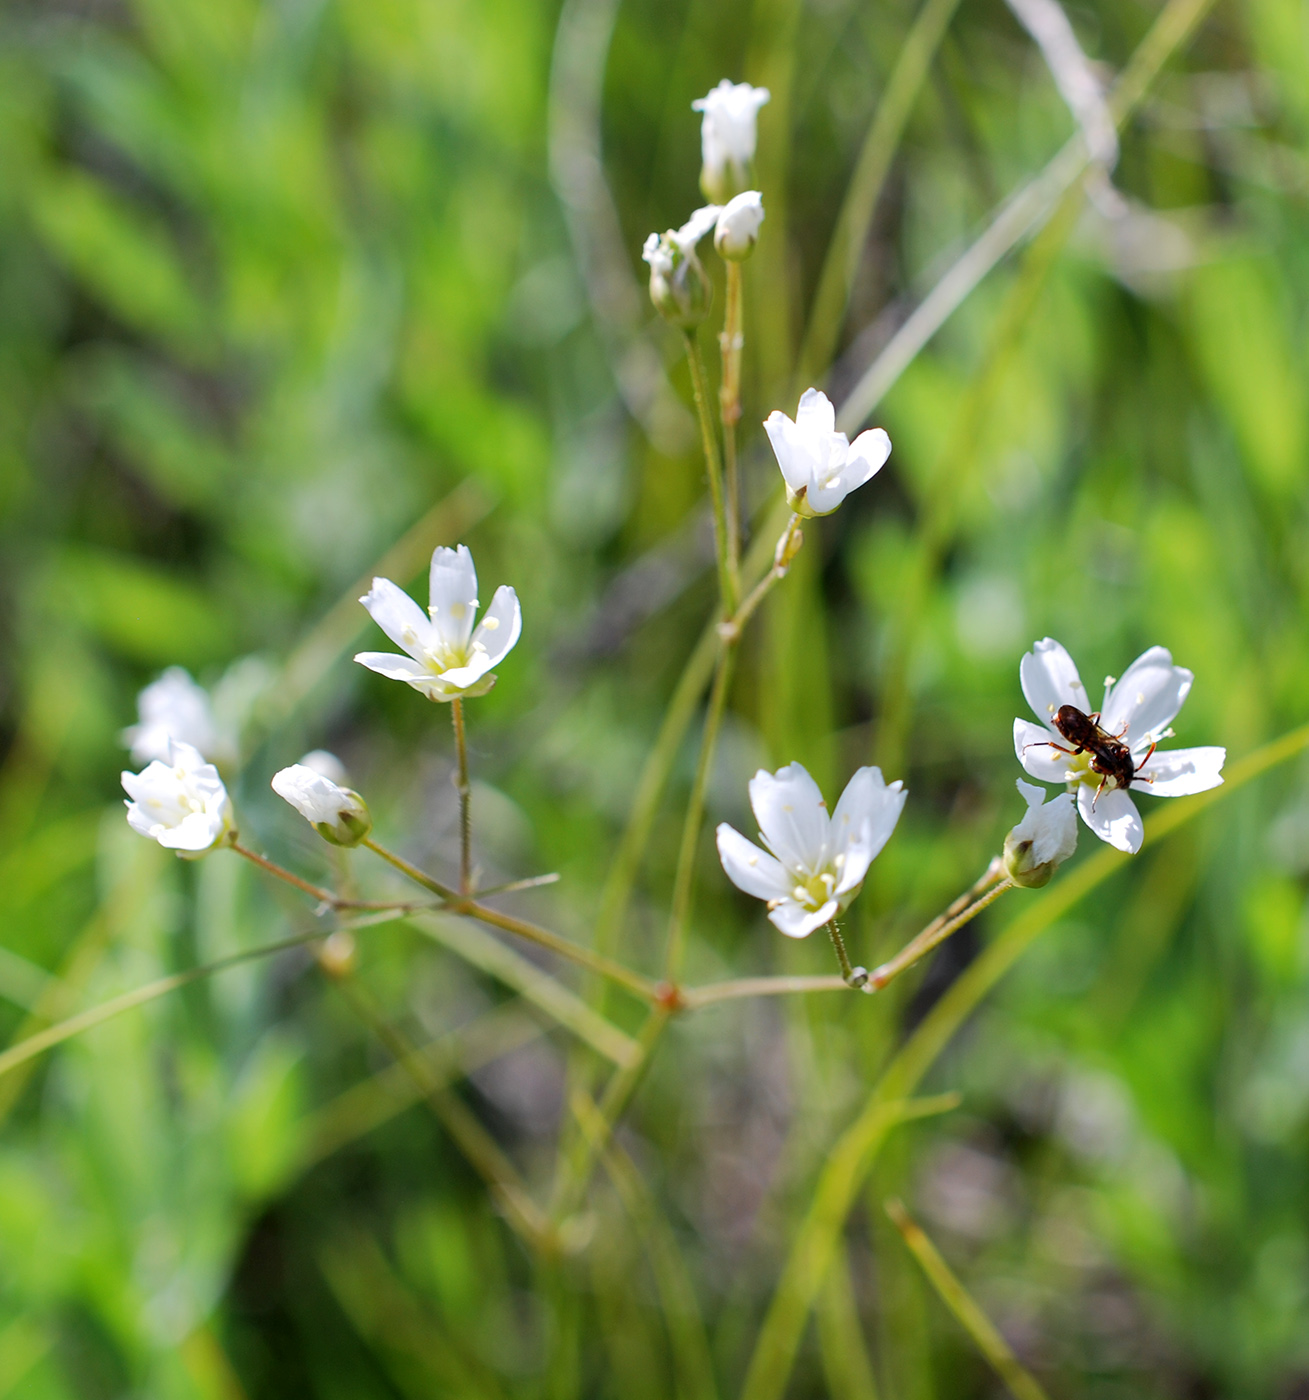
[1,0,1307,1394]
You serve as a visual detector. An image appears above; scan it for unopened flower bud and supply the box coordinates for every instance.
[1003,780,1077,888]
[317,929,357,980]
[774,516,803,573]
[715,191,764,261]
[272,764,372,847]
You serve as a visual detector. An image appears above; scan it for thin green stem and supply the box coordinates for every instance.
[682,975,850,1008]
[868,878,1015,992]
[683,329,736,613]
[363,838,659,1002]
[718,514,803,645]
[230,840,430,912]
[719,260,744,597]
[826,922,867,989]
[333,974,553,1254]
[886,1199,1050,1400]
[451,696,473,895]
[663,646,735,981]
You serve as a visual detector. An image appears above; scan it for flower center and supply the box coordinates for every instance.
[1061,748,1124,791]
[792,868,838,910]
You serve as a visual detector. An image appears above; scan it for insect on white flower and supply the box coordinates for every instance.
[716,763,906,938]
[355,544,522,702]
[121,739,233,856]
[692,79,770,203]
[272,763,371,847]
[763,389,892,518]
[1013,637,1226,854]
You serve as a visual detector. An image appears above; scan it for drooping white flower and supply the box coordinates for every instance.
[122,739,233,855]
[1013,637,1225,855]
[693,79,770,203]
[272,764,371,847]
[1003,779,1077,887]
[714,190,765,261]
[717,762,906,938]
[122,667,224,765]
[642,205,721,327]
[355,544,522,702]
[763,389,892,518]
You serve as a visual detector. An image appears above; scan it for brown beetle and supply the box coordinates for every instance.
[1027,704,1156,806]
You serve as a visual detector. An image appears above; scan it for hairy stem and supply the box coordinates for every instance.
[451,696,473,895]
[231,840,427,912]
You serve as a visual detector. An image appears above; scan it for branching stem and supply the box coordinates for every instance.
[868,878,1015,992]
[451,696,473,895]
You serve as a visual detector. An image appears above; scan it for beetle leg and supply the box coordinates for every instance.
[1022,739,1078,757]
[1091,773,1109,809]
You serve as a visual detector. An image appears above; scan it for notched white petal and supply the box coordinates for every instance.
[1136,745,1225,797]
[1077,784,1142,854]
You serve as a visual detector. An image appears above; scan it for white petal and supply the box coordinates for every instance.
[272,764,349,824]
[1077,784,1142,854]
[155,810,226,852]
[1101,645,1193,746]
[469,585,522,668]
[675,204,722,251]
[749,763,829,874]
[1015,779,1046,809]
[428,545,480,652]
[359,578,434,661]
[763,411,812,494]
[716,824,792,901]
[768,898,838,939]
[354,651,436,686]
[800,471,851,517]
[830,767,906,867]
[1020,638,1091,729]
[843,427,892,485]
[1013,786,1078,865]
[794,388,835,436]
[1136,745,1225,797]
[1014,718,1075,784]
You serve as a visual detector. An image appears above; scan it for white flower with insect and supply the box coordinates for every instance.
[764,389,892,518]
[272,763,371,847]
[717,762,906,938]
[121,739,233,855]
[122,666,227,766]
[714,190,765,260]
[355,545,522,702]
[642,204,721,328]
[1013,637,1225,854]
[1003,779,1078,887]
[693,79,770,203]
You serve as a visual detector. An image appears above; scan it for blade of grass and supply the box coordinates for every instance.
[816,1243,880,1400]
[885,1199,1049,1400]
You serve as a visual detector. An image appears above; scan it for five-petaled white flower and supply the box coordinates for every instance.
[122,739,233,855]
[717,762,906,938]
[764,389,892,518]
[693,80,770,203]
[714,190,765,260]
[1003,779,1077,887]
[1013,637,1225,855]
[122,667,229,766]
[355,545,522,702]
[272,763,371,847]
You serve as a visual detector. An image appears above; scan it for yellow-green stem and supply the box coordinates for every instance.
[719,261,744,596]
[683,330,736,613]
[663,646,735,981]
[451,696,473,895]
[869,878,1015,991]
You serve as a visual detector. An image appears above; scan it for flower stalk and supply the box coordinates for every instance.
[719,260,744,593]
[451,696,473,894]
[866,876,1015,992]
[682,329,737,614]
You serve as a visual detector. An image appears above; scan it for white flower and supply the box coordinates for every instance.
[714,190,765,261]
[1013,637,1226,855]
[642,206,721,327]
[1003,779,1077,887]
[692,79,770,203]
[355,544,522,702]
[122,667,225,765]
[272,764,371,847]
[763,389,892,518]
[717,763,906,938]
[122,739,233,855]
